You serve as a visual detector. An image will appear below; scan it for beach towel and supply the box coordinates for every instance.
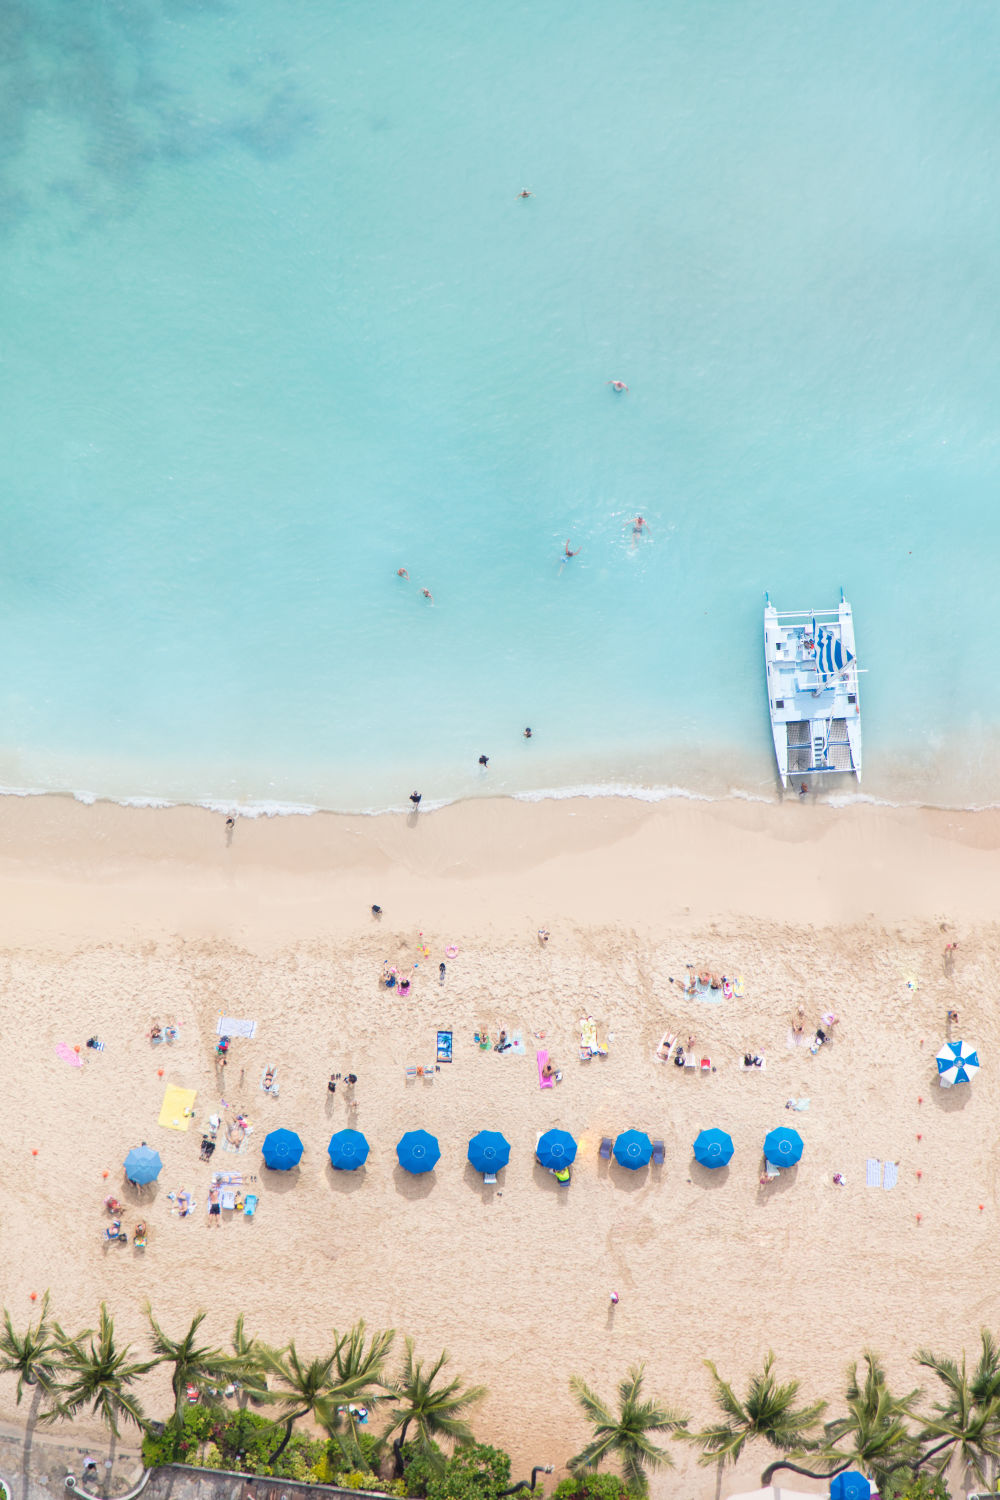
[786,1097,810,1111]
[436,1030,453,1064]
[217,1015,257,1039]
[158,1086,197,1132]
[787,1029,808,1050]
[55,1042,83,1067]
[510,1030,526,1056]
[866,1158,883,1188]
[537,1050,554,1090]
[695,984,724,1005]
[734,976,745,998]
[220,1123,254,1154]
[883,1161,899,1190]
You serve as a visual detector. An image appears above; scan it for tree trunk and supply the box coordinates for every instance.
[392,1420,411,1479]
[268,1418,296,1466]
[761,1458,848,1486]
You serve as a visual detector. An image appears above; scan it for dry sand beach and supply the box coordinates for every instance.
[2,793,999,1496]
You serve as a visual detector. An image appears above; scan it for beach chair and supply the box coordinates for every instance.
[422,1063,436,1080]
[700,1057,711,1071]
[243,1194,258,1218]
[599,1137,612,1160]
[483,1172,497,1185]
[220,1187,237,1210]
[684,1053,697,1070]
[763,1160,781,1180]
[651,1140,665,1166]
[656,1032,676,1062]
[405,1065,417,1082]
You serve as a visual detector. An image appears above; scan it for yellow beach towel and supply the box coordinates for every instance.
[158,1085,197,1132]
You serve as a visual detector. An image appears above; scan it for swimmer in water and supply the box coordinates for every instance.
[478,755,489,767]
[397,567,409,579]
[523,727,532,739]
[517,189,533,198]
[421,588,434,603]
[632,516,650,535]
[564,541,579,558]
[608,380,629,393]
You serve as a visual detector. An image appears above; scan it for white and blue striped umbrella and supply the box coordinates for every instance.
[936,1039,980,1086]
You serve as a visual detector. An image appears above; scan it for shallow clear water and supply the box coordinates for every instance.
[2,1,999,811]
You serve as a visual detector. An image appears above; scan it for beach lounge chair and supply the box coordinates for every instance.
[483,1171,497,1185]
[651,1140,665,1166]
[700,1057,711,1071]
[220,1187,237,1210]
[684,1053,697,1070]
[243,1194,258,1218]
[599,1137,612,1160]
[422,1063,436,1079]
[763,1160,781,1180]
[405,1065,417,1082]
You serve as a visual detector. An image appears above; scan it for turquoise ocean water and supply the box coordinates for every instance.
[3,1,1000,813]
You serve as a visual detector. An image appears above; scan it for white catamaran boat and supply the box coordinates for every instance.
[763,591,862,787]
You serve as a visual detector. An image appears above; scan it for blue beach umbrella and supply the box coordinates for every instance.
[262,1128,304,1170]
[763,1127,803,1166]
[467,1131,511,1173]
[830,1473,871,1500]
[613,1130,652,1170]
[693,1128,734,1168]
[396,1129,440,1175]
[536,1129,577,1168]
[936,1039,980,1086]
[327,1129,370,1170]
[123,1145,162,1185]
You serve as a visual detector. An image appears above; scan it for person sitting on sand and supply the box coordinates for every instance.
[104,1196,122,1215]
[494,1030,510,1053]
[673,1047,686,1067]
[105,1220,123,1242]
[398,977,411,997]
[149,1023,163,1044]
[541,1059,560,1081]
[538,927,549,943]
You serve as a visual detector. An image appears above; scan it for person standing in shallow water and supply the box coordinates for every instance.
[478,755,489,767]
[409,791,422,808]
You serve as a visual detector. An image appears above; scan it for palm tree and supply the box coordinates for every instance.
[231,1314,269,1407]
[146,1308,243,1434]
[915,1338,1000,1487]
[762,1352,918,1488]
[568,1364,686,1496]
[0,1293,62,1407]
[384,1339,486,1478]
[48,1304,152,1437]
[325,1322,395,1469]
[693,1352,825,1470]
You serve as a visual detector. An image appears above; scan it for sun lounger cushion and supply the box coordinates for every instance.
[599,1137,612,1159]
[651,1140,664,1165]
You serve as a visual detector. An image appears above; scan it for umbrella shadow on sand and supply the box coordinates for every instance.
[462,1160,502,1202]
[531,1160,572,1198]
[260,1164,301,1195]
[756,1162,799,1200]
[931,1078,975,1113]
[393,1164,436,1199]
[327,1162,366,1195]
[690,1161,730,1191]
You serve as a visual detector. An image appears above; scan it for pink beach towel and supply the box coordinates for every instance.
[537,1050,554,1090]
[55,1042,83,1067]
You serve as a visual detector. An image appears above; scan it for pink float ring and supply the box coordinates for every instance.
[445,945,459,958]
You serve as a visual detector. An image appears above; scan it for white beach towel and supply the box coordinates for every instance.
[883,1161,899,1190]
[866,1158,883,1188]
[217,1015,257,1039]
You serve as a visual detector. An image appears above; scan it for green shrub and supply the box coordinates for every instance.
[553,1475,637,1500]
[881,1474,950,1500]
[426,1444,512,1500]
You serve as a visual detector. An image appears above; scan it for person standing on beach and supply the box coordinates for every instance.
[409,791,422,808]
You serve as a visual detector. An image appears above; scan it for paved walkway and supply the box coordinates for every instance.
[0,1418,144,1500]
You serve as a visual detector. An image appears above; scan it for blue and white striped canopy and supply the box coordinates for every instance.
[814,621,854,686]
[936,1039,980,1086]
